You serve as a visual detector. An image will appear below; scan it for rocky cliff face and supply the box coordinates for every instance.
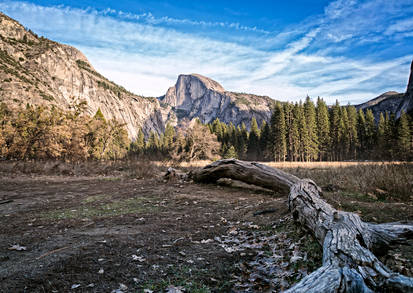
[0,12,175,139]
[357,59,413,119]
[160,74,274,128]
[396,59,413,116]
[0,12,274,138]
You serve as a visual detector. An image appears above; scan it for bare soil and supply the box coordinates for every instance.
[0,164,412,292]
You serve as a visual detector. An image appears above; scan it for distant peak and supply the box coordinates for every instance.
[178,73,225,92]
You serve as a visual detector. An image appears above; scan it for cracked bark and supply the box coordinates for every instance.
[190,159,413,292]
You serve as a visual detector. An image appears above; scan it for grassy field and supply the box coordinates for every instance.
[0,159,411,292]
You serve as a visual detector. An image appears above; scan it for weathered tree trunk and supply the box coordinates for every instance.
[190,159,413,292]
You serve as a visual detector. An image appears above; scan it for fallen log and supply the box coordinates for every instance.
[190,159,413,292]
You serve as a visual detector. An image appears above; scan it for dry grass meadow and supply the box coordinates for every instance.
[0,159,412,291]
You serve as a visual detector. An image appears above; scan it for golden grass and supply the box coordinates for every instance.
[157,159,411,169]
[264,161,411,168]
[157,160,413,202]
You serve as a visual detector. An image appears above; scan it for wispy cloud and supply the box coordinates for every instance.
[0,0,412,104]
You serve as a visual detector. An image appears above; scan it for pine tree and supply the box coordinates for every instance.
[330,100,342,161]
[94,108,106,121]
[385,113,397,159]
[130,128,145,156]
[270,102,287,161]
[247,117,260,160]
[259,121,271,161]
[365,109,376,159]
[340,107,350,159]
[397,111,411,160]
[223,145,238,159]
[163,123,175,150]
[283,102,294,161]
[377,112,387,159]
[316,97,330,161]
[347,106,359,160]
[304,96,319,161]
[290,103,301,161]
[357,109,367,159]
[212,118,223,141]
[235,124,248,159]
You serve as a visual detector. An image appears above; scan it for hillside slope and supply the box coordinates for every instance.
[357,59,413,119]
[0,12,175,139]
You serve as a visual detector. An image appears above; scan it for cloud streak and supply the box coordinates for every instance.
[0,0,412,104]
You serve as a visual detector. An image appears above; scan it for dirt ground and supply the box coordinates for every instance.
[0,163,412,292]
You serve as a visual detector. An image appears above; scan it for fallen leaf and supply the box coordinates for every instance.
[9,244,26,251]
[166,285,185,293]
[132,254,145,262]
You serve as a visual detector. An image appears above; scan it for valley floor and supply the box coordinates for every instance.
[0,161,412,292]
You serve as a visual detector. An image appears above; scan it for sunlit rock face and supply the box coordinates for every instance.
[0,12,175,139]
[396,59,413,117]
[160,73,274,128]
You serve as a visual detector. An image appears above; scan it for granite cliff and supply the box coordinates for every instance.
[2,11,411,138]
[160,74,274,128]
[0,12,175,139]
[0,12,273,139]
[397,59,413,117]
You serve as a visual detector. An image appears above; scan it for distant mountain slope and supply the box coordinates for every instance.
[0,12,274,138]
[160,74,275,127]
[357,59,413,119]
[0,12,174,139]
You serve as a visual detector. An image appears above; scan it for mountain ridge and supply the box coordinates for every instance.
[0,12,274,138]
[160,73,274,127]
[1,11,412,139]
[356,59,413,119]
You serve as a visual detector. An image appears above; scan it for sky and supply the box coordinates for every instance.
[0,0,412,104]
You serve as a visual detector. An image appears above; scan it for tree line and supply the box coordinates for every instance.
[1,97,412,162]
[210,97,412,161]
[139,97,412,162]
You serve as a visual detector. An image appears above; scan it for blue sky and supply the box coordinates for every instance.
[1,0,412,104]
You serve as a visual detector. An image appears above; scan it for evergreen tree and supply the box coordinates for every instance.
[235,124,248,159]
[212,118,223,141]
[385,113,397,160]
[163,123,175,150]
[340,107,350,159]
[365,109,376,159]
[290,103,301,161]
[130,128,145,156]
[397,111,411,160]
[347,106,359,160]
[377,113,387,159]
[357,109,367,159]
[247,117,260,160]
[316,97,330,161]
[259,121,271,161]
[270,102,287,161]
[304,96,319,161]
[283,102,294,161]
[223,145,238,159]
[94,108,106,121]
[330,100,342,161]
